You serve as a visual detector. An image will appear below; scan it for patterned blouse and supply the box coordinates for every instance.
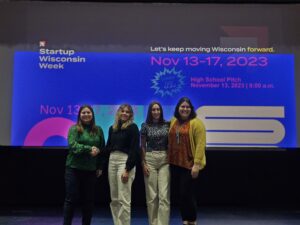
[168,120,193,169]
[140,122,170,151]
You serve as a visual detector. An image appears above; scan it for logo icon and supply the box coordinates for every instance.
[39,40,46,47]
[151,67,185,97]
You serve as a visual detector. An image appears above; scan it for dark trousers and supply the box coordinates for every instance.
[63,167,97,225]
[171,165,198,222]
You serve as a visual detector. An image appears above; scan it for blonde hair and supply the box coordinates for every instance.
[112,104,134,131]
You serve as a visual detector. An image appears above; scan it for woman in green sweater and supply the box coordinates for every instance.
[63,105,105,225]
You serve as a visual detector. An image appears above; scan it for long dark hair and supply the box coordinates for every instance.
[174,97,197,122]
[146,101,165,124]
[76,105,99,135]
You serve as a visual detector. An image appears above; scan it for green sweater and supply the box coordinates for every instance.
[66,125,105,171]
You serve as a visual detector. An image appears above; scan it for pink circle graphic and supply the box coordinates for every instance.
[24,117,75,146]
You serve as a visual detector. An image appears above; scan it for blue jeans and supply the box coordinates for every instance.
[63,167,97,225]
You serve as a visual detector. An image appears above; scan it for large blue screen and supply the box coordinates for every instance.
[12,51,296,147]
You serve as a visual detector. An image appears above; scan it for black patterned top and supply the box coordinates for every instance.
[140,122,170,151]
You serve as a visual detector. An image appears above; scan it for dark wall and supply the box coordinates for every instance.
[28,0,300,3]
[0,148,299,208]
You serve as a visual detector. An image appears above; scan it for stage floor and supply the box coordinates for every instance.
[0,207,300,225]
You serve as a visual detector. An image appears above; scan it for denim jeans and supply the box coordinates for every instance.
[63,167,97,225]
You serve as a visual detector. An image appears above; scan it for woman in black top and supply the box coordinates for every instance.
[106,104,140,225]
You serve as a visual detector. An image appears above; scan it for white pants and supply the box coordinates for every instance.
[144,151,170,225]
[108,151,136,225]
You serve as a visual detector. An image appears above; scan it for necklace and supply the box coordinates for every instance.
[175,123,183,144]
[175,120,188,144]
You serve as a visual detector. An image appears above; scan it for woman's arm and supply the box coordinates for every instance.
[68,126,92,155]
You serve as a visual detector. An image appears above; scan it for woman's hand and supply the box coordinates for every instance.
[121,170,129,183]
[142,162,150,177]
[96,169,103,177]
[90,146,100,157]
[191,164,201,179]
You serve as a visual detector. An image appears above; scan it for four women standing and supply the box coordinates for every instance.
[63,99,206,225]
